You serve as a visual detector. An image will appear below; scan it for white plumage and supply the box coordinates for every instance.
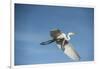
[40,29,80,61]
[63,43,80,61]
[57,32,80,61]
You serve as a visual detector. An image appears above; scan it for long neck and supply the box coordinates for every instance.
[66,34,71,41]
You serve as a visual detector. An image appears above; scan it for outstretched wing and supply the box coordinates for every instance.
[63,43,80,61]
[40,39,55,45]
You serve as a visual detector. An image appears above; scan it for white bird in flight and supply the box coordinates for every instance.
[40,28,80,61]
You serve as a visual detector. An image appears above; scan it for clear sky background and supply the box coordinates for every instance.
[15,4,94,65]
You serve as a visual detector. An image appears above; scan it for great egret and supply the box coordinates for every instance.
[40,29,80,61]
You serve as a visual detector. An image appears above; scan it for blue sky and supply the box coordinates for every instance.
[15,4,94,65]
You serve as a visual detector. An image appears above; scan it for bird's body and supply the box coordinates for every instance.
[55,32,80,61]
[40,29,80,61]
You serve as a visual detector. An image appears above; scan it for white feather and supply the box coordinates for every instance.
[66,32,76,41]
[63,43,80,61]
[56,32,80,61]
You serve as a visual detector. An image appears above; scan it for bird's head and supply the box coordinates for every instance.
[68,32,76,36]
